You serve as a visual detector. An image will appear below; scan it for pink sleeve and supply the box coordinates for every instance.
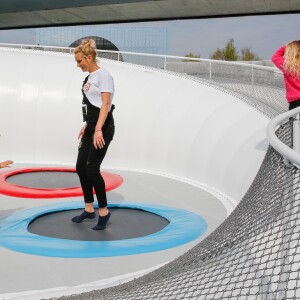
[272,46,285,71]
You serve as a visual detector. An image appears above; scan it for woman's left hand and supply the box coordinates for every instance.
[0,160,13,168]
[94,130,105,149]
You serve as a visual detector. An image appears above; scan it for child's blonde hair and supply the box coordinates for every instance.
[74,39,97,61]
[284,40,300,78]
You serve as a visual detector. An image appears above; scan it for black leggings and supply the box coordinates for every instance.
[289,99,300,110]
[76,124,114,208]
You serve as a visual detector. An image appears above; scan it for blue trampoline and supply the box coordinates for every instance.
[0,201,207,258]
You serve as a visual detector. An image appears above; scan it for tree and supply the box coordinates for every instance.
[209,39,238,61]
[210,48,224,60]
[183,53,200,62]
[223,38,238,61]
[240,47,260,61]
[209,39,261,61]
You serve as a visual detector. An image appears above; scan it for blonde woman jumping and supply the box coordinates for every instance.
[72,39,115,230]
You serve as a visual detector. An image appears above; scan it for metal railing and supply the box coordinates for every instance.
[267,107,300,168]
[0,42,286,119]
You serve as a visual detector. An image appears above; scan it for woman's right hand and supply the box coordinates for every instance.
[78,124,87,139]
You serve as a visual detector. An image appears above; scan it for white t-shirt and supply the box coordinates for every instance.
[83,68,114,109]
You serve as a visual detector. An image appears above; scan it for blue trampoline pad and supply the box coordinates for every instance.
[0,201,207,258]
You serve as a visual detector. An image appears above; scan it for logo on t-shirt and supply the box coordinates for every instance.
[83,82,91,92]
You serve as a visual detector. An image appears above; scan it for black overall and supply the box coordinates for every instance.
[76,75,115,208]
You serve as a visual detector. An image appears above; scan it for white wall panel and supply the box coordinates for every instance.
[0,48,269,206]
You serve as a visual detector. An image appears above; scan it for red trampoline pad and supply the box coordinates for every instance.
[0,167,123,198]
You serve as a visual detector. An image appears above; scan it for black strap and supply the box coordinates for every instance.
[81,76,116,122]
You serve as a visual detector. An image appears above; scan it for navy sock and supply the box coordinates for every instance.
[72,210,95,223]
[92,212,111,230]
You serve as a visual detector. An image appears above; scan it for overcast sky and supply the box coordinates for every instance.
[0,13,299,59]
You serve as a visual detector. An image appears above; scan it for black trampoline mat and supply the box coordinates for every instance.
[28,208,170,241]
[6,171,80,189]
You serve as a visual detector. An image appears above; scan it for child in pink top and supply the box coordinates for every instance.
[272,41,300,110]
